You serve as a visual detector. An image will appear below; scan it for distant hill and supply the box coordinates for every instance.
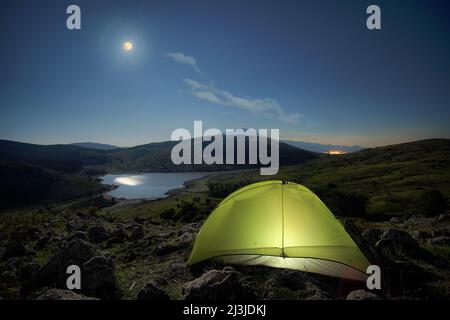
[71,142,122,150]
[0,161,106,207]
[282,140,364,153]
[0,138,319,174]
[98,138,320,172]
[0,140,110,173]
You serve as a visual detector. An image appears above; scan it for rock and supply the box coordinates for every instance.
[262,269,330,299]
[148,219,161,225]
[178,222,203,235]
[268,269,309,291]
[437,214,450,222]
[171,262,187,271]
[69,231,88,241]
[5,256,37,277]
[28,227,42,241]
[20,259,41,281]
[106,228,126,245]
[77,212,90,219]
[129,225,145,241]
[137,280,170,300]
[362,228,382,245]
[133,217,146,224]
[431,226,450,238]
[34,236,50,250]
[390,217,400,223]
[175,231,196,246]
[155,242,178,255]
[82,256,118,299]
[303,282,330,300]
[10,227,41,242]
[35,289,98,300]
[182,267,256,300]
[376,228,441,263]
[376,228,419,256]
[36,239,97,288]
[395,261,439,289]
[346,290,381,300]
[4,239,32,258]
[88,225,109,243]
[410,230,430,240]
[428,236,450,246]
[66,220,80,232]
[155,225,199,255]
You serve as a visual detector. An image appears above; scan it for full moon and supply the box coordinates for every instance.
[123,41,133,51]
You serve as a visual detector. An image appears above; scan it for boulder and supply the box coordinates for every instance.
[303,282,331,300]
[346,290,381,300]
[376,228,420,259]
[182,267,256,300]
[106,228,126,245]
[431,227,450,238]
[10,227,41,243]
[395,261,439,289]
[437,214,450,222]
[4,239,32,258]
[262,269,331,300]
[4,256,38,279]
[66,219,80,232]
[155,224,200,255]
[133,217,146,224]
[88,226,109,243]
[427,236,450,246]
[69,231,88,241]
[36,239,96,288]
[35,288,97,300]
[361,228,382,245]
[129,225,145,241]
[137,280,170,300]
[81,256,118,299]
[409,230,430,241]
[20,260,41,281]
[77,212,90,219]
[34,236,50,250]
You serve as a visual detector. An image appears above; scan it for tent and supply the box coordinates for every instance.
[187,180,370,281]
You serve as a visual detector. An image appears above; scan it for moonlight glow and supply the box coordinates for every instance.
[123,41,133,51]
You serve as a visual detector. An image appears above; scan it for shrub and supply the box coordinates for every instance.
[160,208,175,220]
[420,189,448,217]
[315,188,368,217]
[207,180,251,198]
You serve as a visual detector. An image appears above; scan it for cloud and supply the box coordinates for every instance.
[164,52,202,75]
[184,79,302,124]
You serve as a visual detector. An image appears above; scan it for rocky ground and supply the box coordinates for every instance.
[0,186,449,300]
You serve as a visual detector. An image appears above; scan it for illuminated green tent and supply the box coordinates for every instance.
[188,181,370,281]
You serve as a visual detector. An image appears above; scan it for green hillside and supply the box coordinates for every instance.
[206,139,450,218]
[0,161,107,208]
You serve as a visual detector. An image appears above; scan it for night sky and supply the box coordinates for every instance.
[1,0,449,147]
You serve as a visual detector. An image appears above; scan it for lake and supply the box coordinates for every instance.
[101,172,210,200]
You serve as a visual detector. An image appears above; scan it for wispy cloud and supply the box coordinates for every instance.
[184,79,302,124]
[164,52,202,75]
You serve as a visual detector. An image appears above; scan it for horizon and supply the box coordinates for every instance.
[1,0,450,148]
[2,135,448,150]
